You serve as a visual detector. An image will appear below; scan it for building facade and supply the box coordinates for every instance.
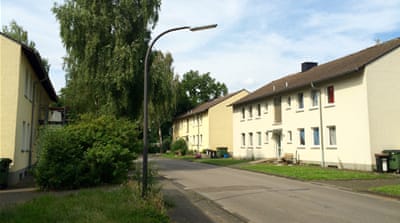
[0,33,57,185]
[173,89,248,153]
[232,38,400,171]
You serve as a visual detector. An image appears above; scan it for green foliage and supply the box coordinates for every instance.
[0,184,169,223]
[53,0,161,118]
[162,137,171,152]
[171,138,188,156]
[176,70,228,115]
[35,115,139,190]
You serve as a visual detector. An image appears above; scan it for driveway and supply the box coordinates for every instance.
[154,158,400,223]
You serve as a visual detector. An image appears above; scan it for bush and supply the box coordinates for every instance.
[34,115,139,190]
[161,137,171,153]
[170,138,188,156]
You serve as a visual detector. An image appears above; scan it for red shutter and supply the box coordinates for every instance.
[328,86,334,103]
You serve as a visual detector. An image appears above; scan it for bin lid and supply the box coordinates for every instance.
[382,150,400,154]
[375,153,389,157]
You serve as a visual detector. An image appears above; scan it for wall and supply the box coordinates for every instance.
[209,90,248,153]
[365,47,400,160]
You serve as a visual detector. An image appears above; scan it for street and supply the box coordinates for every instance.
[154,158,400,223]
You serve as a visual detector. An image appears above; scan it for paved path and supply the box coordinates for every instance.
[154,158,400,223]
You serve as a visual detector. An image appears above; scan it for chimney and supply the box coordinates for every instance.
[301,62,318,72]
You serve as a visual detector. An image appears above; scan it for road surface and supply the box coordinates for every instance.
[154,158,400,223]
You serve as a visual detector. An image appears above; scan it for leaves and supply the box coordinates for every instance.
[53,0,161,117]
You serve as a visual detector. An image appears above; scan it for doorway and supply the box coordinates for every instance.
[273,130,282,158]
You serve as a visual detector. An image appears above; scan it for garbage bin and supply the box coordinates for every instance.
[0,158,12,189]
[216,147,228,158]
[383,150,400,172]
[375,153,389,173]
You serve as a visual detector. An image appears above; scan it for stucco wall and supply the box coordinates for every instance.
[209,90,248,152]
[365,47,400,158]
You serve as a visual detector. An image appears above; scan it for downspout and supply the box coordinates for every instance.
[311,82,325,167]
[29,77,48,169]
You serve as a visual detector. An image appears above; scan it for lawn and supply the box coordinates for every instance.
[161,153,249,166]
[369,185,400,196]
[0,183,169,223]
[195,158,249,166]
[240,163,392,181]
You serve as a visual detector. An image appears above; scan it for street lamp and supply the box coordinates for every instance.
[142,24,217,197]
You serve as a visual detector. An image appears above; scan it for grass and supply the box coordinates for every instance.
[195,158,249,166]
[161,153,249,166]
[0,182,169,223]
[369,185,400,196]
[240,163,393,181]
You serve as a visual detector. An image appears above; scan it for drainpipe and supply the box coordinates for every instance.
[29,77,48,169]
[311,82,325,167]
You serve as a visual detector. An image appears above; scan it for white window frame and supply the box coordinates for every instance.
[298,128,305,147]
[256,131,262,147]
[312,127,320,147]
[249,132,253,147]
[311,90,319,108]
[241,133,246,147]
[297,92,304,110]
[287,130,292,144]
[327,126,337,147]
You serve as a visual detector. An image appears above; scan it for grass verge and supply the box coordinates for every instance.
[0,182,169,223]
[240,163,393,181]
[161,153,249,166]
[369,185,400,196]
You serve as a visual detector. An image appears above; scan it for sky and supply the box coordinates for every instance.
[2,0,400,93]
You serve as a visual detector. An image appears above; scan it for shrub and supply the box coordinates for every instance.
[34,115,139,190]
[170,138,188,156]
[161,137,171,153]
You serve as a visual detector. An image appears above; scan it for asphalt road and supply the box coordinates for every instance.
[154,158,400,223]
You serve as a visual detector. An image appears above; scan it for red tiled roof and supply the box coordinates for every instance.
[233,37,400,106]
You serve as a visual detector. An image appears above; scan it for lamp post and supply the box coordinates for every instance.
[142,24,217,197]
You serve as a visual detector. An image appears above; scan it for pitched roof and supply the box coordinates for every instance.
[175,89,248,120]
[233,37,400,106]
[1,32,58,102]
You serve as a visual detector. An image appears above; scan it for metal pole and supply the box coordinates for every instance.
[142,24,217,197]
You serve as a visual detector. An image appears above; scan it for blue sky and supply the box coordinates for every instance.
[2,0,400,93]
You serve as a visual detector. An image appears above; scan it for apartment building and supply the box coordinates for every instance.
[173,89,248,153]
[0,33,57,185]
[232,37,400,171]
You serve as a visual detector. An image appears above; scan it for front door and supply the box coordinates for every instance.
[273,132,282,158]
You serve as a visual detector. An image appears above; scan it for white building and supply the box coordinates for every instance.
[232,38,400,171]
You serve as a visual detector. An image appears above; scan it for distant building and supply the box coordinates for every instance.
[173,89,249,154]
[0,33,58,185]
[232,38,400,171]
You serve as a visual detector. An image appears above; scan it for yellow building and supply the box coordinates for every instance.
[0,33,57,185]
[173,89,248,154]
[232,37,400,171]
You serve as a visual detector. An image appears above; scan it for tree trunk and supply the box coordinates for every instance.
[158,124,163,153]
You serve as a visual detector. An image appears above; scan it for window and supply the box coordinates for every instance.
[22,121,26,151]
[249,132,253,146]
[297,92,304,109]
[24,69,29,98]
[256,132,262,146]
[265,102,269,113]
[241,107,245,119]
[248,106,253,118]
[265,132,269,144]
[192,135,195,144]
[241,133,246,146]
[257,104,261,117]
[298,128,305,146]
[311,90,319,107]
[27,123,31,151]
[186,119,189,133]
[327,86,335,104]
[312,127,320,146]
[287,131,292,143]
[328,126,337,146]
[200,134,203,145]
[287,96,291,108]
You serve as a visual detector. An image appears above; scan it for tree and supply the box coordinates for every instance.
[2,20,50,73]
[176,70,228,115]
[53,0,161,118]
[147,51,177,151]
